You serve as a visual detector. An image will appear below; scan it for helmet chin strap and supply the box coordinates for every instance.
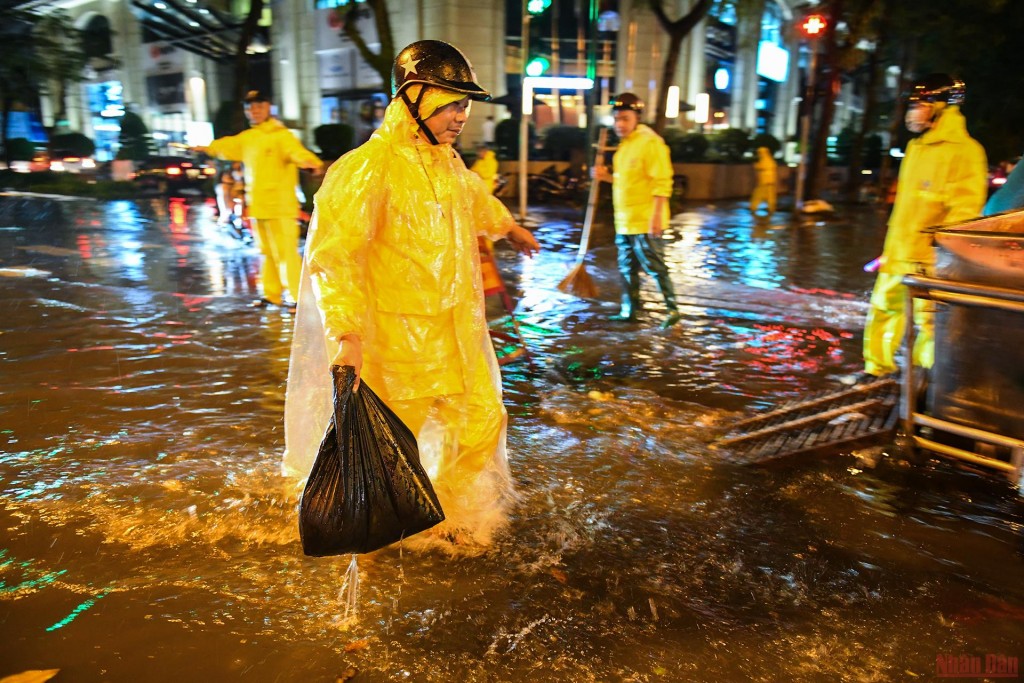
[399,89,440,145]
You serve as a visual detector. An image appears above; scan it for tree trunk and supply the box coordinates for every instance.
[231,0,264,132]
[878,40,915,203]
[804,0,843,201]
[844,4,887,201]
[653,34,684,133]
[648,0,713,134]
[343,0,395,91]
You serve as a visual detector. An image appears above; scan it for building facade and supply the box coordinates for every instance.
[27,0,864,160]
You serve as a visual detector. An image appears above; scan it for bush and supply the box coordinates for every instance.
[117,111,154,161]
[6,137,36,161]
[662,129,709,162]
[0,170,140,199]
[494,118,534,160]
[707,128,750,163]
[833,125,855,165]
[50,132,95,157]
[541,124,588,163]
[750,132,781,156]
[314,123,355,160]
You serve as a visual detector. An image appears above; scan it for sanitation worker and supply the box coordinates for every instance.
[200,90,324,310]
[861,74,987,381]
[469,144,499,194]
[750,146,778,215]
[283,40,539,549]
[594,92,681,329]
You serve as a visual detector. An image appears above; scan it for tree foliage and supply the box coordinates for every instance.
[117,111,154,161]
[0,9,87,163]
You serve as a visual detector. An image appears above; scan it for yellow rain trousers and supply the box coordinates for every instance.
[863,106,987,375]
[207,118,321,304]
[611,124,673,235]
[283,96,518,545]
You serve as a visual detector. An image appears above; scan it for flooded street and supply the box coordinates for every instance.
[1,193,1021,682]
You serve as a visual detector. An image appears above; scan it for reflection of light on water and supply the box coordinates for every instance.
[734,322,846,375]
[76,233,93,260]
[168,198,190,258]
[47,589,112,632]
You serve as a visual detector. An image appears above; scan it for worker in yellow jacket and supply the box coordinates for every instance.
[202,90,323,310]
[862,74,987,380]
[750,146,778,215]
[469,144,499,194]
[595,92,680,329]
[283,40,539,548]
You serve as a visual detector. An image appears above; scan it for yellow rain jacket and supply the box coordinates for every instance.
[206,119,321,219]
[881,105,987,275]
[611,124,674,234]
[753,147,778,185]
[470,148,499,194]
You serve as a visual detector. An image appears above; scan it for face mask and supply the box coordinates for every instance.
[905,104,934,134]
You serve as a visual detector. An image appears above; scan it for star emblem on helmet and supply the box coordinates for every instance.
[400,56,422,76]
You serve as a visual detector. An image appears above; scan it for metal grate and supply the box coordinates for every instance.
[716,377,901,464]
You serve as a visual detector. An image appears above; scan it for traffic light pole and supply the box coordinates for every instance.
[794,14,827,213]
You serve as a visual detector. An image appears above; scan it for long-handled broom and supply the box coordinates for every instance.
[557,127,609,299]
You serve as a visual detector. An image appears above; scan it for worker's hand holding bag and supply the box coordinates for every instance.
[298,365,445,556]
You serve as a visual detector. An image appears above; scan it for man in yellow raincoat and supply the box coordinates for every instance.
[862,74,987,380]
[750,146,778,215]
[284,40,539,548]
[202,90,324,310]
[595,93,681,329]
[469,144,499,194]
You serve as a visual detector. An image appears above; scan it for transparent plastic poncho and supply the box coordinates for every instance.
[284,96,518,543]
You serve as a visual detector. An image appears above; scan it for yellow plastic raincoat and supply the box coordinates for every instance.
[611,124,673,234]
[750,147,778,213]
[863,105,987,375]
[206,119,321,219]
[283,97,518,544]
[879,106,987,275]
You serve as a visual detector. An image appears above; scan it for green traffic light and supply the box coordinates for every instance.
[525,56,550,77]
[527,0,551,14]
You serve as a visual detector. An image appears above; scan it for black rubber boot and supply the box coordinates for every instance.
[660,310,683,330]
[609,290,639,322]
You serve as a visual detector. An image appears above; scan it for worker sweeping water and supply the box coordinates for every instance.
[593,93,681,329]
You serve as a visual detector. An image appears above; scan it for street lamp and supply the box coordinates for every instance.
[518,76,594,219]
[794,12,827,213]
[518,0,551,222]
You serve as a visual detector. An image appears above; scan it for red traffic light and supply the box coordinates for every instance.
[800,13,828,38]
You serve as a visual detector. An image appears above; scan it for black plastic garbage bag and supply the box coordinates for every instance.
[299,365,445,556]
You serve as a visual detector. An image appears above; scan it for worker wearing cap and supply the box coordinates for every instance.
[594,92,681,329]
[201,90,324,310]
[861,74,987,380]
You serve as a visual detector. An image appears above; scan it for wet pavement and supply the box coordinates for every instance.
[0,192,1022,682]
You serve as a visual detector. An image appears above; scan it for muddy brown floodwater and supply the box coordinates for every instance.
[1,193,1021,682]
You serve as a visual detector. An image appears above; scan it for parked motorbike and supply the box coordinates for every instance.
[527,165,590,205]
